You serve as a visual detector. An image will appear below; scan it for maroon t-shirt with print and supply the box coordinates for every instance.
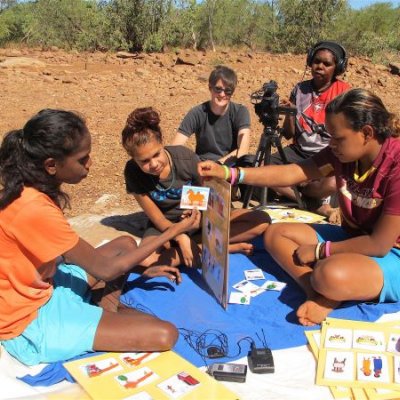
[312,137,400,247]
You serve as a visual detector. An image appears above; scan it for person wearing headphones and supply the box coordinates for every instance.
[270,41,351,221]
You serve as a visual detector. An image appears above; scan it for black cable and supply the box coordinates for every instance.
[178,328,229,368]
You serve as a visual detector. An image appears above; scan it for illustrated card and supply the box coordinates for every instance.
[180,185,210,210]
[115,367,159,389]
[353,330,386,352]
[261,280,287,291]
[387,334,400,354]
[228,291,251,305]
[316,317,400,391]
[356,353,390,383]
[244,268,265,281]
[324,328,353,349]
[323,350,355,381]
[394,356,400,384]
[64,350,239,400]
[232,280,263,296]
[80,357,122,378]
[157,371,200,399]
[264,207,325,224]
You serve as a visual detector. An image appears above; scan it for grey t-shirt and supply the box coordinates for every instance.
[124,145,201,221]
[178,101,250,161]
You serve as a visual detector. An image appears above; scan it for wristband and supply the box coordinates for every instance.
[222,165,230,181]
[230,167,237,185]
[315,242,321,261]
[238,167,245,184]
[325,241,331,257]
[319,242,326,259]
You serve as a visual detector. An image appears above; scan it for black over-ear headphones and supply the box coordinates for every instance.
[306,41,348,76]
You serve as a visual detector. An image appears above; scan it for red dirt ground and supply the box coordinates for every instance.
[1,47,399,218]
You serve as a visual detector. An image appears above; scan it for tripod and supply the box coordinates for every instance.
[242,125,304,209]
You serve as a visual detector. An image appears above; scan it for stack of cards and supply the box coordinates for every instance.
[305,318,400,400]
[64,350,239,400]
[228,269,287,305]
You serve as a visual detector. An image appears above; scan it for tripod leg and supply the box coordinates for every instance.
[242,146,265,208]
[274,138,304,209]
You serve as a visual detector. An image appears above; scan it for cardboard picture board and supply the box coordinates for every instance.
[201,178,231,309]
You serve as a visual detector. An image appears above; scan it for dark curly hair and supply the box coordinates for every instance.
[0,109,88,210]
[121,107,163,155]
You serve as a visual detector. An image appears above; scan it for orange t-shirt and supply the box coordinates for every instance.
[0,187,79,340]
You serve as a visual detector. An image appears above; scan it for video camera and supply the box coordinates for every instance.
[250,80,297,130]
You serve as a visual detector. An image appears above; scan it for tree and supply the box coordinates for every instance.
[274,0,347,53]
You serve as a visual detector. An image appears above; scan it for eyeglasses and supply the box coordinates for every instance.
[212,86,234,96]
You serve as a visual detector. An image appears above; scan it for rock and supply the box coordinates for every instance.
[0,57,46,68]
[389,63,400,75]
[116,51,144,59]
[175,55,199,66]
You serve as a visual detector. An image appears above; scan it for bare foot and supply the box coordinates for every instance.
[296,294,340,326]
[228,242,254,255]
[327,208,341,225]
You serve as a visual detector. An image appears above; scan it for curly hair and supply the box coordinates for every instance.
[122,107,163,155]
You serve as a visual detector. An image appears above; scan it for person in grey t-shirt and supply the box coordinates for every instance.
[172,65,253,168]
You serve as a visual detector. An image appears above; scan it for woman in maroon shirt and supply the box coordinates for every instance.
[198,88,400,326]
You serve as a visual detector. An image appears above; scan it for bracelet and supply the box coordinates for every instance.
[315,242,321,261]
[222,165,230,181]
[230,167,237,185]
[238,167,245,184]
[319,242,326,259]
[325,241,332,257]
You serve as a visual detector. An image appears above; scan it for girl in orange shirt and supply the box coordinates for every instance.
[0,109,200,365]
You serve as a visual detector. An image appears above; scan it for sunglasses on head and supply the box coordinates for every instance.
[212,86,234,96]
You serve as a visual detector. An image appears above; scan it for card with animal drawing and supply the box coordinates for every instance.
[323,350,355,381]
[180,185,210,210]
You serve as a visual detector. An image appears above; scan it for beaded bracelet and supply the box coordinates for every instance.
[325,241,332,257]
